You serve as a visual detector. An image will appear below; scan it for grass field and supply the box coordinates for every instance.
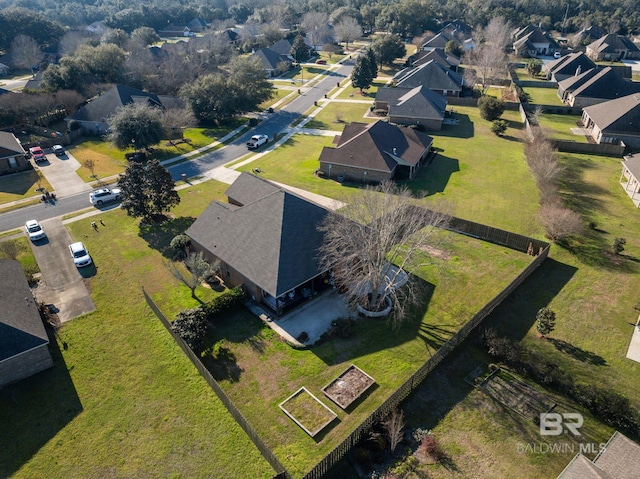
[538,114,588,142]
[0,169,52,204]
[523,87,564,106]
[335,77,393,99]
[0,181,274,479]
[303,101,375,130]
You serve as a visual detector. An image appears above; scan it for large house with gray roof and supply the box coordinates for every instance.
[582,93,640,147]
[393,60,464,97]
[558,67,640,108]
[186,173,330,315]
[318,120,433,183]
[543,51,597,82]
[586,34,640,61]
[0,259,53,388]
[374,85,448,130]
[0,131,30,176]
[512,25,560,57]
[65,85,184,135]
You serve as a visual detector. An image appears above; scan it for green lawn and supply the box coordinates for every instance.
[0,181,274,479]
[538,114,588,142]
[335,77,393,99]
[523,86,564,106]
[206,230,534,477]
[303,101,375,130]
[71,123,246,181]
[260,87,291,109]
[0,169,52,205]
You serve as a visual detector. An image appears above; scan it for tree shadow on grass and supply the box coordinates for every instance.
[138,215,196,258]
[547,338,607,366]
[557,154,609,217]
[431,114,474,139]
[405,154,459,197]
[557,232,639,273]
[0,329,82,478]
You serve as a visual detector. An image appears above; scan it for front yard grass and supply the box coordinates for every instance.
[303,101,374,130]
[0,179,274,479]
[335,77,393,99]
[0,169,52,205]
[538,114,589,142]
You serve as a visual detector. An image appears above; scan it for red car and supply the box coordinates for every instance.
[316,59,327,65]
[29,147,47,162]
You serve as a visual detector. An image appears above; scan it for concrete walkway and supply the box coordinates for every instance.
[626,315,640,363]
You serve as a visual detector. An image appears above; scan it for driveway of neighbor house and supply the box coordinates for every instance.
[36,150,93,198]
[29,217,95,322]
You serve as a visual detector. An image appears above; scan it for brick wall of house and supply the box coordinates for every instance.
[0,154,30,176]
[318,162,392,183]
[0,345,53,388]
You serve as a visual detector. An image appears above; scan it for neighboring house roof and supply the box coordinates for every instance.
[186,18,209,30]
[440,19,473,36]
[0,131,26,159]
[186,173,328,298]
[269,38,294,57]
[376,86,447,121]
[0,87,13,96]
[0,259,49,362]
[394,60,464,92]
[583,93,640,134]
[422,32,456,49]
[318,121,433,173]
[412,48,460,68]
[69,85,182,123]
[252,47,289,71]
[561,67,640,102]
[0,62,9,71]
[24,71,43,91]
[587,34,640,55]
[544,51,596,78]
[512,25,559,52]
[557,431,640,479]
[572,25,607,45]
[225,171,281,205]
[623,153,640,180]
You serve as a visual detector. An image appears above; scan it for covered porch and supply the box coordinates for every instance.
[620,154,640,207]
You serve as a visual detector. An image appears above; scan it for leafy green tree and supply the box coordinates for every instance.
[0,7,64,51]
[102,29,129,49]
[366,48,378,79]
[526,58,543,77]
[536,307,556,337]
[171,307,209,352]
[491,119,508,136]
[118,159,180,222]
[370,34,406,67]
[132,27,161,46]
[107,103,164,151]
[445,39,462,57]
[351,55,374,92]
[290,34,310,63]
[75,43,126,84]
[478,96,506,121]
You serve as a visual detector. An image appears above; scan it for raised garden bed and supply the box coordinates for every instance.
[279,387,337,437]
[322,364,375,410]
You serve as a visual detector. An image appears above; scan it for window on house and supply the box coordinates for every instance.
[226,266,231,278]
[8,157,17,168]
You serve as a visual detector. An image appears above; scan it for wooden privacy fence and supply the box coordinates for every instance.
[144,212,550,479]
[142,288,292,479]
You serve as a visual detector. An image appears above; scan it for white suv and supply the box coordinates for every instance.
[69,242,92,267]
[246,134,268,149]
[90,188,121,206]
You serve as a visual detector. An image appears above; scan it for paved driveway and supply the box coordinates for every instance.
[29,218,95,322]
[37,150,93,198]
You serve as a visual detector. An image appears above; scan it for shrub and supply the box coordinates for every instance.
[491,119,508,136]
[539,202,583,241]
[478,95,506,121]
[170,234,191,259]
[202,286,246,320]
[419,434,442,459]
[536,307,556,337]
[171,307,209,352]
[613,237,626,255]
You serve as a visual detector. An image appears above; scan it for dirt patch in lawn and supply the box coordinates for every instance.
[419,244,452,260]
[323,365,375,409]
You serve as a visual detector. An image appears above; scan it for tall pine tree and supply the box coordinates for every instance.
[351,54,374,92]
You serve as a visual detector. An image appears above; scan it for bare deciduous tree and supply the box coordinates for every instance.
[524,128,563,199]
[539,202,583,241]
[165,251,213,299]
[11,35,42,75]
[383,408,405,453]
[467,17,512,93]
[334,17,362,52]
[302,12,331,52]
[161,107,197,142]
[317,181,449,326]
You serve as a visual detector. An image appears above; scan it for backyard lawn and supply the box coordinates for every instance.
[522,86,564,106]
[0,180,274,479]
[538,114,588,142]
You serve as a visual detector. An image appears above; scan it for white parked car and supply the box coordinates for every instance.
[69,241,92,267]
[90,188,121,206]
[553,52,562,59]
[25,219,46,241]
[246,134,269,149]
[52,145,65,156]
